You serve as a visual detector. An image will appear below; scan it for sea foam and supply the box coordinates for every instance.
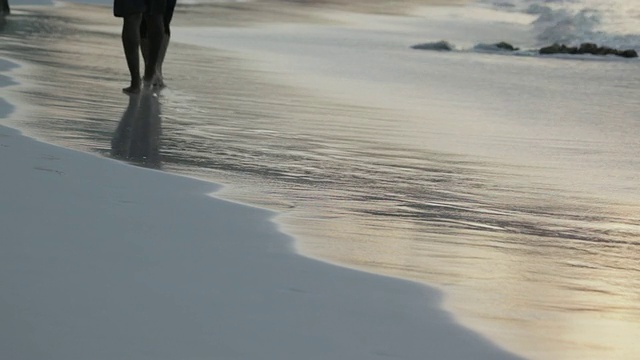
[478,0,640,49]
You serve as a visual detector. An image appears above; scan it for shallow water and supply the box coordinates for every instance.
[2,3,640,359]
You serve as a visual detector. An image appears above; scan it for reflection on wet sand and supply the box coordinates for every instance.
[111,91,162,168]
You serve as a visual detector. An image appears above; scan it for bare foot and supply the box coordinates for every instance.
[142,78,154,89]
[122,79,141,94]
[122,86,140,94]
[142,72,166,89]
[142,69,158,88]
[153,74,165,89]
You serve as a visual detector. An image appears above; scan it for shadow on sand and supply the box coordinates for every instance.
[111,91,162,169]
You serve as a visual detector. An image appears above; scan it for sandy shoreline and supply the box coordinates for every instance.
[0,21,523,358]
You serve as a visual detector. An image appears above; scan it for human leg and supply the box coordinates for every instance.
[141,13,163,85]
[155,0,177,83]
[139,0,166,86]
[140,0,173,87]
[121,13,143,94]
[139,18,150,74]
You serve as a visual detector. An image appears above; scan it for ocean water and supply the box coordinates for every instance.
[479,0,640,49]
[2,0,640,359]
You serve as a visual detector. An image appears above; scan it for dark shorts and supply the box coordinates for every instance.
[113,0,167,18]
[139,0,177,37]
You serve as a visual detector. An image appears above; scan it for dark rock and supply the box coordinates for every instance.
[617,49,639,58]
[596,47,615,56]
[495,42,519,51]
[577,42,598,54]
[411,40,454,51]
[539,43,565,55]
[540,42,638,58]
[473,42,520,52]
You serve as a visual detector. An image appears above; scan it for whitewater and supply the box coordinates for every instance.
[2,0,640,359]
[480,0,640,48]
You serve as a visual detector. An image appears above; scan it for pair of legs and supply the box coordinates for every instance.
[121,12,164,94]
[140,8,174,89]
[115,0,173,93]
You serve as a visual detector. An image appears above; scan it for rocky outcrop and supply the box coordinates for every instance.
[411,40,638,59]
[495,42,519,51]
[539,43,638,58]
[411,41,454,51]
[474,42,519,52]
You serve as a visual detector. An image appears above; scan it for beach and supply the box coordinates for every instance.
[0,26,522,360]
[2,0,640,359]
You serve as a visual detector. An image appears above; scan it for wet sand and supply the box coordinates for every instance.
[0,54,523,360]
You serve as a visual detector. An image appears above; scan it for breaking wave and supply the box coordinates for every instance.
[478,0,640,49]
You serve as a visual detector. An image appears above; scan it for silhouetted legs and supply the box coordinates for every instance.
[141,32,169,88]
[141,13,164,84]
[140,0,174,88]
[121,13,164,94]
[121,13,142,94]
